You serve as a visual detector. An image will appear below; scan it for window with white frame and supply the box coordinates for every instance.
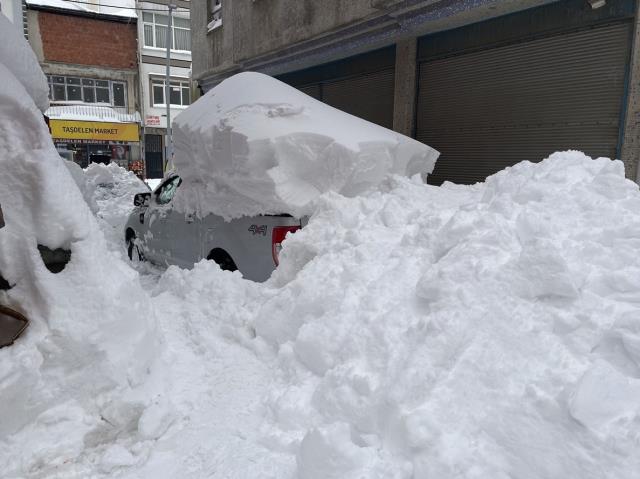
[207,0,222,31]
[151,78,191,107]
[46,75,127,107]
[142,12,191,51]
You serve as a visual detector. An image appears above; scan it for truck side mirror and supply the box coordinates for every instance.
[134,192,151,206]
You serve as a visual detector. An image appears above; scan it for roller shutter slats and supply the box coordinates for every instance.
[293,69,395,130]
[417,23,632,185]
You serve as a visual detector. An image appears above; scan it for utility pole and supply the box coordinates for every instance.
[164,3,176,173]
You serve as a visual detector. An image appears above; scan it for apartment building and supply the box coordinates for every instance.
[137,0,192,179]
[25,0,142,173]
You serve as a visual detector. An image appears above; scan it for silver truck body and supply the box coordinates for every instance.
[124,175,301,282]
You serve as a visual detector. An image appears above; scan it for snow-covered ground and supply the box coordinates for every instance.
[2,17,640,479]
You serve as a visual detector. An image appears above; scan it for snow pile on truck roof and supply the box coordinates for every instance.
[172,72,439,220]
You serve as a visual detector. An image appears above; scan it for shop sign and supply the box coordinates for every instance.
[50,120,139,142]
[146,115,161,126]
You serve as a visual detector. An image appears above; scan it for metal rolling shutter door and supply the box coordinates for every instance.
[297,84,321,100]
[416,22,632,185]
[322,69,395,129]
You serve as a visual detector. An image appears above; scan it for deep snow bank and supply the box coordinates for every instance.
[81,162,150,251]
[172,72,439,220]
[0,22,165,477]
[0,14,49,113]
[247,151,640,478]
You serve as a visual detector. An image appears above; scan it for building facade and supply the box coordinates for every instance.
[136,0,192,179]
[191,0,640,185]
[25,0,143,174]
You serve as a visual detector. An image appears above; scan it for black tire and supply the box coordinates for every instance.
[207,249,237,272]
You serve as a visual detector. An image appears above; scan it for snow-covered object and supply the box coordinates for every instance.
[0,14,49,113]
[172,72,439,220]
[118,151,640,478]
[82,162,149,251]
[250,152,640,478]
[0,25,163,476]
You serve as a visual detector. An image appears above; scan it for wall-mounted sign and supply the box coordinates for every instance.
[50,120,139,142]
[145,115,161,126]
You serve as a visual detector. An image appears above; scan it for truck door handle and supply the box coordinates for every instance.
[186,213,195,224]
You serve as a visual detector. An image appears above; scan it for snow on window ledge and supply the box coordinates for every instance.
[207,18,222,32]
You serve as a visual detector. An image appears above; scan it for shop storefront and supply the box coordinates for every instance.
[50,119,141,173]
[46,103,144,177]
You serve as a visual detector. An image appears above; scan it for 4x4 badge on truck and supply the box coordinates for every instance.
[248,225,267,236]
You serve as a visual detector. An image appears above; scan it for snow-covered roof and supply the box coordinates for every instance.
[26,0,137,19]
[46,103,141,123]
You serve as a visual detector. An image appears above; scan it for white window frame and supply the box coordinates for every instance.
[142,12,191,52]
[46,75,127,108]
[150,77,191,108]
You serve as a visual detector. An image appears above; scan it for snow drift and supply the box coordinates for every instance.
[0,14,49,113]
[0,17,165,477]
[252,152,640,478]
[172,72,439,220]
[130,151,640,478]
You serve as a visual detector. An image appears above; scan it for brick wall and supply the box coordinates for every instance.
[38,11,137,70]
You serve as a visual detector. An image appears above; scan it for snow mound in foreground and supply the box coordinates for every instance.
[0,29,164,477]
[246,151,640,478]
[172,72,439,220]
[0,14,49,113]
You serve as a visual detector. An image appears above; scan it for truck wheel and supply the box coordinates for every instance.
[207,248,237,272]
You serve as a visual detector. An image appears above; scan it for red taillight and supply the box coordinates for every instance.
[272,225,300,266]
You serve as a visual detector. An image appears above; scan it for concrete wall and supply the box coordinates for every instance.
[192,0,379,82]
[191,0,557,85]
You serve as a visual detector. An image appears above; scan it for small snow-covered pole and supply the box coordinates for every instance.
[164,3,176,173]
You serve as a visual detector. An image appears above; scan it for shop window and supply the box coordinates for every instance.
[52,83,65,101]
[153,83,164,106]
[143,12,191,51]
[82,79,95,103]
[66,77,82,101]
[46,75,127,108]
[151,78,191,107]
[112,82,126,107]
[96,88,110,103]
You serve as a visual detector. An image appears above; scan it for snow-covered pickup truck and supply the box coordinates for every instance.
[124,175,302,282]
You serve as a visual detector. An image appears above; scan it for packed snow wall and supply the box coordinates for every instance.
[0,14,166,476]
[172,72,439,220]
